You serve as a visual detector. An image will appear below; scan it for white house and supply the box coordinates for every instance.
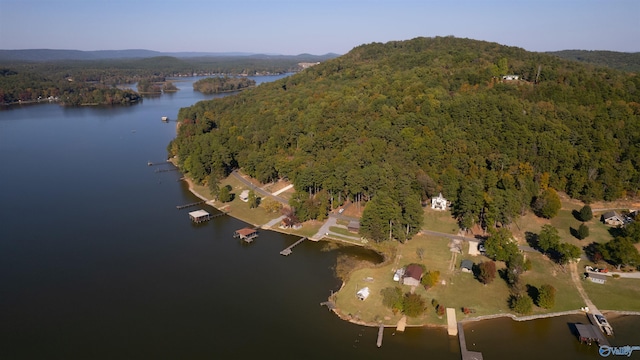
[356,287,370,301]
[431,193,448,211]
[239,190,250,202]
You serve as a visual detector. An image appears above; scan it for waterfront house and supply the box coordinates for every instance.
[601,211,624,226]
[403,264,423,286]
[431,193,448,211]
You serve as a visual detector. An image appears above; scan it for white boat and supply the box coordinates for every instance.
[161,116,168,122]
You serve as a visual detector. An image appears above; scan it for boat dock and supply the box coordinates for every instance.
[575,323,610,346]
[176,201,206,210]
[147,160,171,166]
[280,237,306,256]
[234,228,259,243]
[376,324,384,348]
[189,210,211,223]
[457,322,483,360]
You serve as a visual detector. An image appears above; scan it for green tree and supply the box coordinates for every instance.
[605,237,640,268]
[206,173,220,197]
[477,261,497,284]
[421,270,440,289]
[556,242,581,264]
[537,284,556,309]
[578,204,593,222]
[537,225,561,253]
[218,185,233,203]
[380,287,404,312]
[484,228,519,262]
[360,192,401,242]
[532,188,562,219]
[403,292,427,317]
[577,223,590,240]
[248,190,258,209]
[509,294,533,314]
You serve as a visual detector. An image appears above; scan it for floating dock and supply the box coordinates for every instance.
[280,237,306,256]
[376,324,384,348]
[234,228,258,243]
[189,209,210,223]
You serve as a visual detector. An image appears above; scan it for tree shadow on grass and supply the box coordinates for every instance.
[526,284,539,306]
[525,231,539,250]
[570,227,579,239]
[572,209,582,221]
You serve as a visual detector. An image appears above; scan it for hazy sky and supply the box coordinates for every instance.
[1,0,638,54]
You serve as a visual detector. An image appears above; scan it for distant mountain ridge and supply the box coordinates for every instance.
[0,49,339,62]
[547,50,640,72]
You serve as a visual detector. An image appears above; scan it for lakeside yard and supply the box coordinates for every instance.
[185,170,639,327]
[333,234,585,327]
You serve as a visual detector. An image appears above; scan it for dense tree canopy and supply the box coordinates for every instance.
[169,37,640,242]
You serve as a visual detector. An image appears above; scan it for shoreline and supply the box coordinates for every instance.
[179,173,640,329]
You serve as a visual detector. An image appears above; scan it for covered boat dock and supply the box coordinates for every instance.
[189,209,211,223]
[234,228,258,243]
[575,323,610,346]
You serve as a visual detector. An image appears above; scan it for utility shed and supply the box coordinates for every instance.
[189,209,210,223]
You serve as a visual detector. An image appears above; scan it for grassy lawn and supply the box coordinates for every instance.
[334,231,588,326]
[513,200,614,248]
[422,208,459,234]
[519,252,585,312]
[582,277,640,312]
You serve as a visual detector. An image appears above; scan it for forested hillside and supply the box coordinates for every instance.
[548,50,640,73]
[170,36,640,242]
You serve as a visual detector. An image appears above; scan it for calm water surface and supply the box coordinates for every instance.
[1,76,637,359]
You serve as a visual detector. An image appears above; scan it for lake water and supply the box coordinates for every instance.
[1,76,638,359]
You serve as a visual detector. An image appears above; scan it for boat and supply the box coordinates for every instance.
[161,116,168,122]
[588,312,614,336]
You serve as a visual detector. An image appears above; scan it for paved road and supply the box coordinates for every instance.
[311,214,361,242]
[231,170,288,205]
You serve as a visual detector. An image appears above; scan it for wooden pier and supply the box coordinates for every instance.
[280,237,307,256]
[176,201,206,210]
[457,322,483,360]
[376,324,384,348]
[155,168,179,173]
[147,160,171,166]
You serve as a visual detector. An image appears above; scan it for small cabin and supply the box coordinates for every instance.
[356,287,370,301]
[189,209,210,223]
[347,220,360,233]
